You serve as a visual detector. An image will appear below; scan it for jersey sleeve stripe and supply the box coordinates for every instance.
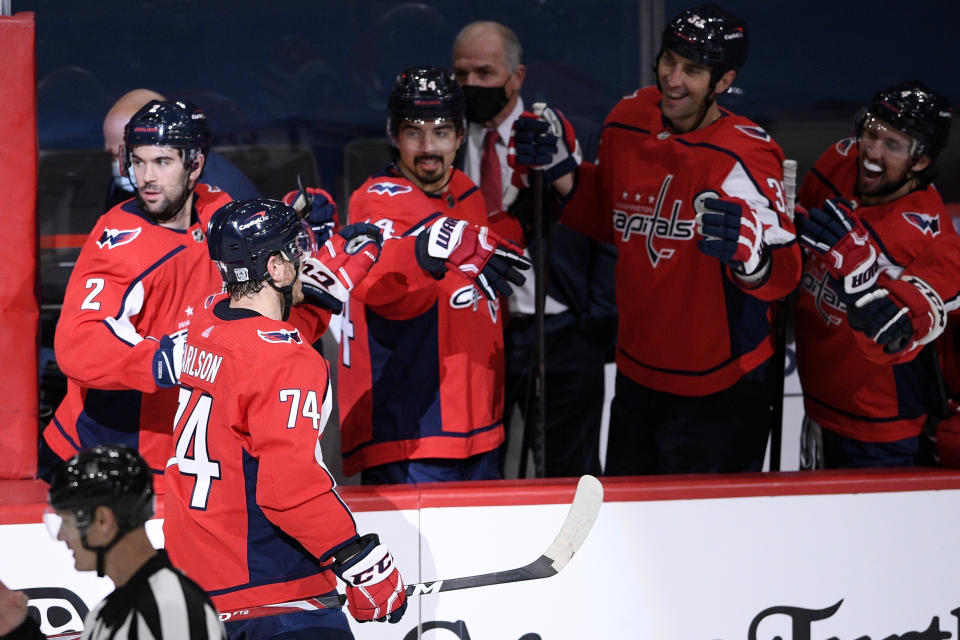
[806,166,844,201]
[457,185,479,202]
[603,121,652,135]
[402,211,443,237]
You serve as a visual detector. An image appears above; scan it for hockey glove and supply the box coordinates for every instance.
[797,199,879,297]
[847,275,947,354]
[151,332,185,388]
[332,533,407,624]
[508,105,582,187]
[695,197,766,275]
[283,180,337,246]
[415,216,531,300]
[301,223,383,314]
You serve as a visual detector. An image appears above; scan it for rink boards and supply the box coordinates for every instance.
[2,472,960,639]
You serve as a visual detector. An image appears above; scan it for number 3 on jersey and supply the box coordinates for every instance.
[173,387,221,509]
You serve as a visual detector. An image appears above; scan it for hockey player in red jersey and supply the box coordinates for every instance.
[795,81,958,468]
[41,100,233,482]
[165,199,405,639]
[338,66,531,483]
[511,4,801,474]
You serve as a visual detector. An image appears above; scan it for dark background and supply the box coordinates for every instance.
[19,0,958,202]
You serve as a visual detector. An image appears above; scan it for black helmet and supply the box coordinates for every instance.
[122,99,213,174]
[660,4,748,77]
[861,81,953,160]
[207,198,313,284]
[48,445,154,533]
[387,65,465,139]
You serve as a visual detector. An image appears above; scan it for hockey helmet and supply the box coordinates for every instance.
[48,445,154,533]
[859,81,953,160]
[660,4,748,77]
[387,65,465,139]
[207,198,315,284]
[122,99,213,174]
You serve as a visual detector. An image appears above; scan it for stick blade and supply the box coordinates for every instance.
[541,474,604,574]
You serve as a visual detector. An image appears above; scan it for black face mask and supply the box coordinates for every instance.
[462,84,510,124]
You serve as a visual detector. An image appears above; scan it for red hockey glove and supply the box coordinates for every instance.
[415,216,531,300]
[301,223,382,314]
[798,198,880,297]
[332,534,407,624]
[283,182,338,246]
[150,331,186,388]
[695,196,766,275]
[847,275,947,354]
[508,105,582,187]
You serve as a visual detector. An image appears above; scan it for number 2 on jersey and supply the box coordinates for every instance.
[173,387,222,509]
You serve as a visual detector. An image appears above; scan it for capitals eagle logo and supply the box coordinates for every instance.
[367,182,412,196]
[96,227,142,249]
[902,212,940,236]
[257,328,303,344]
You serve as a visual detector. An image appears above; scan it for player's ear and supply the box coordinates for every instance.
[714,69,737,96]
[188,151,205,182]
[92,505,118,538]
[267,253,295,285]
[910,154,932,175]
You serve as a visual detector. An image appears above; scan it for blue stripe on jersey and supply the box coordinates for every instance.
[617,345,738,376]
[208,450,325,597]
[368,302,442,437]
[457,186,479,202]
[806,167,844,201]
[859,217,905,269]
[77,388,143,450]
[604,122,652,135]
[102,245,188,347]
[720,269,771,360]
[805,388,927,422]
[50,415,82,451]
[403,212,443,237]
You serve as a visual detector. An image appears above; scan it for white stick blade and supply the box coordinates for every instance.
[543,474,604,573]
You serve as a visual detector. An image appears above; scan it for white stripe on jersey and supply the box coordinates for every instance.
[104,280,146,346]
[721,162,796,247]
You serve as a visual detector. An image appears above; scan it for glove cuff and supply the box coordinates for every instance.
[543,155,578,182]
[899,274,947,346]
[415,229,448,278]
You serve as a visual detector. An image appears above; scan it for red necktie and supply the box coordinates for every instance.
[480,129,502,217]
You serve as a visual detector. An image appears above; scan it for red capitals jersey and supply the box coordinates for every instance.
[338,167,505,476]
[44,185,231,480]
[561,86,800,395]
[795,139,959,441]
[164,294,357,610]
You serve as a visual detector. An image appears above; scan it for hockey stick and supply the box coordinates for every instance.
[519,102,549,479]
[769,158,798,471]
[217,474,604,623]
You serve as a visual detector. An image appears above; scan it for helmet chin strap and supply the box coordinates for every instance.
[79,527,130,578]
[266,257,302,321]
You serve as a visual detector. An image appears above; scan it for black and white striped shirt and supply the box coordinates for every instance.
[6,551,225,640]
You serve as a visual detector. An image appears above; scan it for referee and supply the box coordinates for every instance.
[0,445,225,639]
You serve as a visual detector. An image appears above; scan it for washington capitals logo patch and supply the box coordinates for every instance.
[902,212,941,236]
[367,182,412,196]
[257,328,303,344]
[835,136,857,156]
[96,227,141,249]
[734,125,770,142]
